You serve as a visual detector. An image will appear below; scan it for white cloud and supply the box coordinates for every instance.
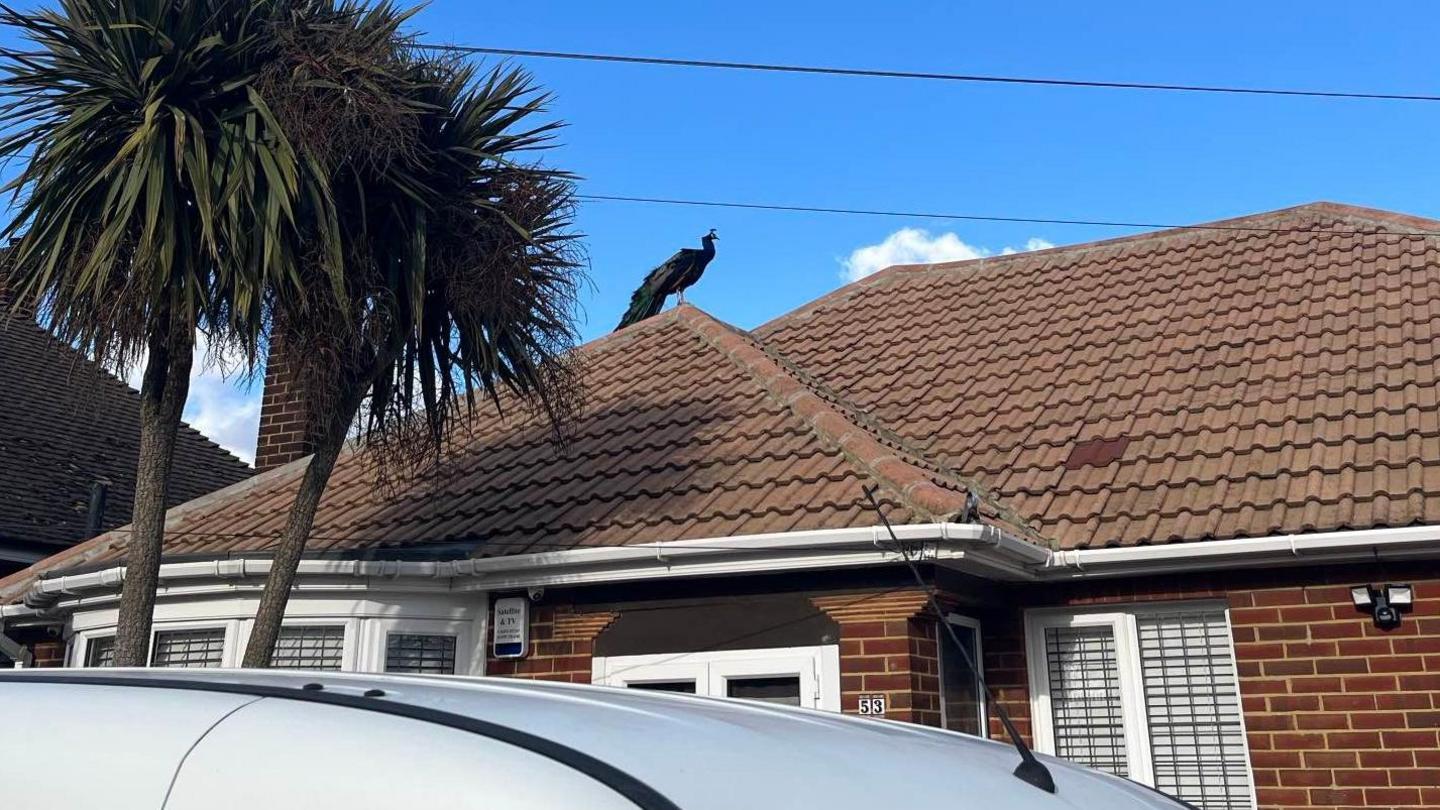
[1001,237,1056,256]
[121,335,262,465]
[840,229,1055,282]
[184,365,261,465]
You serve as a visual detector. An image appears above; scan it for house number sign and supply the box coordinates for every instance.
[492,597,529,659]
[857,694,887,715]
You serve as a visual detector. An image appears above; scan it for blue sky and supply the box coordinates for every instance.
[12,1,1440,462]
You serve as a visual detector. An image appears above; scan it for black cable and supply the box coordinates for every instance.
[577,193,1440,238]
[861,484,1056,794]
[415,44,1440,103]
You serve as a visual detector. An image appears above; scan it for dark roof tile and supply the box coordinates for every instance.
[0,314,252,562]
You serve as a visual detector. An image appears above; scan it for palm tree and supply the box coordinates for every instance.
[0,0,305,665]
[239,16,585,666]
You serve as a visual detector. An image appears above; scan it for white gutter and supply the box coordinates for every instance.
[9,523,1049,614]
[1044,524,1440,579]
[10,523,1440,618]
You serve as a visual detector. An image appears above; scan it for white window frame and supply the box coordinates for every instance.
[69,628,116,668]
[361,618,478,676]
[592,645,842,711]
[601,659,711,693]
[1025,601,1257,807]
[148,620,240,668]
[938,613,988,737]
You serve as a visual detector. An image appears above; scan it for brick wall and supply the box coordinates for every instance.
[486,604,617,683]
[1230,580,1440,809]
[29,639,65,667]
[812,590,942,725]
[254,339,315,472]
[979,565,1440,810]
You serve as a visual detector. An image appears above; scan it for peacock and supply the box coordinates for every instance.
[615,229,718,331]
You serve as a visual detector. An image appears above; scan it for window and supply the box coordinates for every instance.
[1043,625,1130,774]
[1027,605,1254,810]
[82,635,116,668]
[84,635,116,668]
[628,681,698,694]
[592,646,841,711]
[939,614,986,736]
[151,628,226,668]
[272,626,345,670]
[726,676,802,706]
[384,633,457,675]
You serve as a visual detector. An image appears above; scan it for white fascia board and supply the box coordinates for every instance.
[19,523,1045,612]
[1043,525,1440,579]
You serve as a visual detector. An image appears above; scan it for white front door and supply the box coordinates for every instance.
[592,645,841,711]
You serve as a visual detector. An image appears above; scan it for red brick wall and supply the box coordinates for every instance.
[29,639,65,667]
[254,339,314,472]
[812,590,942,725]
[979,566,1440,810]
[485,604,617,683]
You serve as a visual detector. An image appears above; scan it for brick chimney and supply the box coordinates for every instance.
[253,339,317,472]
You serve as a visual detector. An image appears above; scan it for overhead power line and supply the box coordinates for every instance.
[576,193,1440,238]
[417,43,1440,103]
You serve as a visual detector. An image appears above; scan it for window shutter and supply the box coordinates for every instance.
[1043,625,1130,776]
[384,633,457,674]
[272,626,345,670]
[1137,610,1253,810]
[151,629,226,668]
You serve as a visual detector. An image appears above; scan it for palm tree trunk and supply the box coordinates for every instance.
[240,386,364,668]
[111,312,194,667]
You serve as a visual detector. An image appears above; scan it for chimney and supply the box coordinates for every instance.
[253,338,318,472]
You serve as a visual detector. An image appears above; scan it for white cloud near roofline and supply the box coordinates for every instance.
[839,228,1055,282]
[123,334,262,465]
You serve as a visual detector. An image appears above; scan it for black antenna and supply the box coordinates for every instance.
[862,485,1056,794]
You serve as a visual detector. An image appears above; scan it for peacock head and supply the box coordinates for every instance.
[704,228,718,242]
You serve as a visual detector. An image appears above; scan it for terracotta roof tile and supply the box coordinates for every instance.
[12,200,1440,593]
[758,202,1440,549]
[4,304,1030,591]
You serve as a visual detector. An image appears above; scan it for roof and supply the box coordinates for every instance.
[3,305,1032,582]
[0,313,253,563]
[758,201,1440,548]
[7,200,1440,591]
[0,669,1179,809]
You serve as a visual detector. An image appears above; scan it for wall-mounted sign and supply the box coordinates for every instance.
[857,694,887,716]
[493,597,529,659]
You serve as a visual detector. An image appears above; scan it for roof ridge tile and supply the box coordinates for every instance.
[672,305,1046,543]
[756,201,1440,337]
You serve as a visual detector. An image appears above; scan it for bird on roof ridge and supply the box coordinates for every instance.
[615,229,718,331]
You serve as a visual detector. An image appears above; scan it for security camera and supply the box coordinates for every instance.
[527,586,545,602]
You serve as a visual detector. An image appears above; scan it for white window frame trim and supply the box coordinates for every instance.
[1024,600,1257,808]
[938,612,988,738]
[592,645,842,711]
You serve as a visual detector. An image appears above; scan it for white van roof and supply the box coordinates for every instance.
[1,669,1182,809]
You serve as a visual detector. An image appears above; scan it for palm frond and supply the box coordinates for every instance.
[0,0,303,373]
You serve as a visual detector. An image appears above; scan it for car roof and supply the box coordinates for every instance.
[0,669,1175,810]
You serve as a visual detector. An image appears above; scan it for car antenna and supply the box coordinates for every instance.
[862,485,1057,794]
